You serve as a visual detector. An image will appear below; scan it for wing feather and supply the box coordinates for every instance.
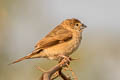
[35,25,72,49]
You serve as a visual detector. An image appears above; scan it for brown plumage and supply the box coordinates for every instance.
[10,18,87,65]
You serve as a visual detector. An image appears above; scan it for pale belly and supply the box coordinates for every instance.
[43,37,81,60]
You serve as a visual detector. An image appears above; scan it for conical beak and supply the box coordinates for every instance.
[80,24,87,30]
[82,24,87,28]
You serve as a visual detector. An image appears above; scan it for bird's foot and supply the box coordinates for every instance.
[58,55,71,67]
[58,55,71,63]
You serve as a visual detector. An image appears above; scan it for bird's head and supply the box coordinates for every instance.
[62,18,87,32]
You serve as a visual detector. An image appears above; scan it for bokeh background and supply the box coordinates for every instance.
[0,0,120,80]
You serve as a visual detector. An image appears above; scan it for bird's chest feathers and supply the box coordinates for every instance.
[70,32,82,51]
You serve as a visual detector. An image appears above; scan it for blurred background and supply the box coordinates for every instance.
[0,0,120,80]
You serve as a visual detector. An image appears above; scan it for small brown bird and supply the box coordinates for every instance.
[10,18,87,64]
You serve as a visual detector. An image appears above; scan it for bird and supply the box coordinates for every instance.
[10,18,87,64]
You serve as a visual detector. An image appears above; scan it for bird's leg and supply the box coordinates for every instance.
[58,55,71,62]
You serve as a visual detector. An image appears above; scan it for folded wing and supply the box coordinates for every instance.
[35,25,73,49]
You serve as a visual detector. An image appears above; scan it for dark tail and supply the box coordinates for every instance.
[8,56,30,65]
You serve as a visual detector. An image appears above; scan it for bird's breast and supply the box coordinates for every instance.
[66,32,82,55]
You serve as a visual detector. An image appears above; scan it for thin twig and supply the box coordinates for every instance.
[36,66,46,72]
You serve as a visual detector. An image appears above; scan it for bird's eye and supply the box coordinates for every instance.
[75,23,79,26]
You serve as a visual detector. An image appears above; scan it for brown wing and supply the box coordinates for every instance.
[35,25,73,49]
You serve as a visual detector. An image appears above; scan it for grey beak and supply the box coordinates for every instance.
[82,24,87,28]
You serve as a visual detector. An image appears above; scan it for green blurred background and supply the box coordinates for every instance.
[0,0,120,80]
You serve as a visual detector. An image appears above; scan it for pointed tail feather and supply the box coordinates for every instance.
[9,56,30,65]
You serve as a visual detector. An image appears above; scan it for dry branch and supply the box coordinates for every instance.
[39,57,74,80]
